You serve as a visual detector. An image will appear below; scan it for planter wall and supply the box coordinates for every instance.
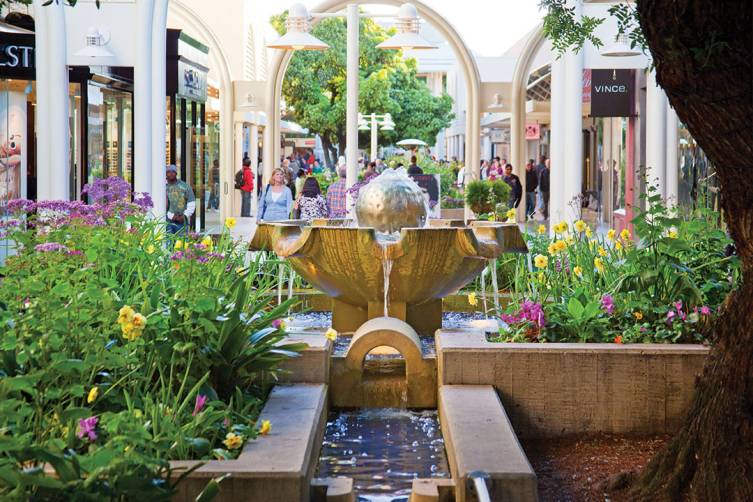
[436,329,709,438]
[170,384,327,502]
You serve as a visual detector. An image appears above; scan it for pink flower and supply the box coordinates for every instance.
[600,294,615,315]
[666,310,676,323]
[192,394,207,416]
[77,416,99,441]
[700,306,711,316]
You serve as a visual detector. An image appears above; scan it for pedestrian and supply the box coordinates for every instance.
[295,168,307,196]
[296,177,328,221]
[539,159,550,219]
[407,155,423,175]
[525,159,538,218]
[487,157,501,181]
[165,164,195,234]
[503,164,522,209]
[364,161,378,180]
[480,160,489,180]
[326,162,348,218]
[239,158,254,217]
[535,155,547,214]
[259,167,293,221]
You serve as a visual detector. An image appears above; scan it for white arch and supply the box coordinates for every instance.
[510,25,546,221]
[262,0,481,186]
[168,0,236,221]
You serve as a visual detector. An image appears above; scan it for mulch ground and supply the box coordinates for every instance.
[521,434,671,502]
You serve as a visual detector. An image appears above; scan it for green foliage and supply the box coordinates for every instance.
[486,199,739,344]
[464,180,511,216]
[271,10,454,157]
[0,199,300,499]
[539,0,607,56]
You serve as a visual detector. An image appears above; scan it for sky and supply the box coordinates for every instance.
[253,0,545,57]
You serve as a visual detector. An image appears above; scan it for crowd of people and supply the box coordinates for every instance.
[472,154,550,220]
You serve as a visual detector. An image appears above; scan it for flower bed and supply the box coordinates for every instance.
[486,201,738,344]
[0,178,304,500]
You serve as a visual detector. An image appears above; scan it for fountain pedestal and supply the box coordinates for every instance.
[332,298,443,337]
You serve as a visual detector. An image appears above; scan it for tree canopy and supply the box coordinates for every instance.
[271,12,454,165]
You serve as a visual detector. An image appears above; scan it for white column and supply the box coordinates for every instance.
[32,0,50,199]
[250,123,259,216]
[34,1,70,201]
[562,0,583,223]
[345,3,359,199]
[234,122,243,217]
[665,104,679,208]
[370,114,377,161]
[150,0,168,216]
[549,55,566,227]
[646,69,667,200]
[134,0,156,195]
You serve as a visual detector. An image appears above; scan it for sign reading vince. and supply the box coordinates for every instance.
[590,69,635,117]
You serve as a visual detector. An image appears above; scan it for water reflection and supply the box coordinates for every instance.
[317,409,449,501]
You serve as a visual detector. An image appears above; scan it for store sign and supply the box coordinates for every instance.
[0,44,34,69]
[294,138,317,148]
[177,60,207,102]
[525,123,540,140]
[582,69,591,102]
[490,129,509,143]
[591,69,635,117]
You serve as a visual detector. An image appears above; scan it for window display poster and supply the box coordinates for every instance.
[0,91,26,208]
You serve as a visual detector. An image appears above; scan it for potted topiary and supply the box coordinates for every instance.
[464,179,511,217]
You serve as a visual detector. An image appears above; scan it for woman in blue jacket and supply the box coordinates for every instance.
[259,167,293,221]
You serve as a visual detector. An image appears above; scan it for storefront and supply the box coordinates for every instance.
[165,28,211,232]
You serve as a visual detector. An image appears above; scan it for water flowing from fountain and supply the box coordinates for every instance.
[490,259,500,313]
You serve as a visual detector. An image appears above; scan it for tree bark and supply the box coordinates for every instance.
[632,1,753,499]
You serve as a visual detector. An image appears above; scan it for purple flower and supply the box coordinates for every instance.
[34,242,69,253]
[77,416,99,441]
[601,294,615,315]
[67,249,84,256]
[133,192,154,211]
[7,198,36,213]
[700,306,711,316]
[82,176,131,204]
[192,394,207,416]
[666,310,676,323]
[171,251,184,261]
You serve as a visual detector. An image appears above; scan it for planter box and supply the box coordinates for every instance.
[278,334,331,384]
[436,329,709,438]
[170,384,327,502]
[440,208,466,219]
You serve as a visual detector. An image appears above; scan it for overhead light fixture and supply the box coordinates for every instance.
[600,33,641,57]
[74,27,115,59]
[376,3,436,50]
[267,3,329,51]
[488,93,505,110]
[380,124,394,131]
[358,123,370,131]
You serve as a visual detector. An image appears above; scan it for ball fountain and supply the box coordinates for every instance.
[250,168,527,339]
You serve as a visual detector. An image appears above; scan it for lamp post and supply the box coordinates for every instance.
[268,3,434,199]
[359,112,395,161]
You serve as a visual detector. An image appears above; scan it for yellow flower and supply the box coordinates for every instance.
[506,208,517,222]
[534,254,548,269]
[598,246,607,257]
[259,419,272,436]
[554,221,568,234]
[537,271,545,282]
[223,432,243,450]
[174,240,184,251]
[547,243,557,255]
[573,266,583,278]
[594,257,605,273]
[201,235,213,250]
[607,229,616,241]
[574,220,587,233]
[87,386,99,404]
[668,229,678,239]
[633,311,644,320]
[565,235,575,246]
[224,217,237,230]
[615,241,623,251]
[585,227,593,238]
[132,313,147,329]
[554,240,567,252]
[118,306,135,325]
[324,328,338,341]
[537,224,546,235]
[620,229,631,241]
[467,292,478,306]
[122,325,143,342]
[146,244,155,254]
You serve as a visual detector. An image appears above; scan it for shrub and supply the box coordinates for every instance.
[464,180,510,216]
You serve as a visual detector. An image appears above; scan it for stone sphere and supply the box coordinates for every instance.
[355,169,427,233]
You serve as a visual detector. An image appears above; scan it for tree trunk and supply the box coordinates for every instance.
[632,1,753,499]
[322,136,334,169]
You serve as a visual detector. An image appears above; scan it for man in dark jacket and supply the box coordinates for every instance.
[503,164,522,209]
[525,159,538,218]
[407,155,423,175]
[538,159,550,219]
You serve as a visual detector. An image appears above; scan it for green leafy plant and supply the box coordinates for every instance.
[464,180,511,216]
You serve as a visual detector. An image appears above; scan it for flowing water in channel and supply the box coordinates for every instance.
[317,409,450,501]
